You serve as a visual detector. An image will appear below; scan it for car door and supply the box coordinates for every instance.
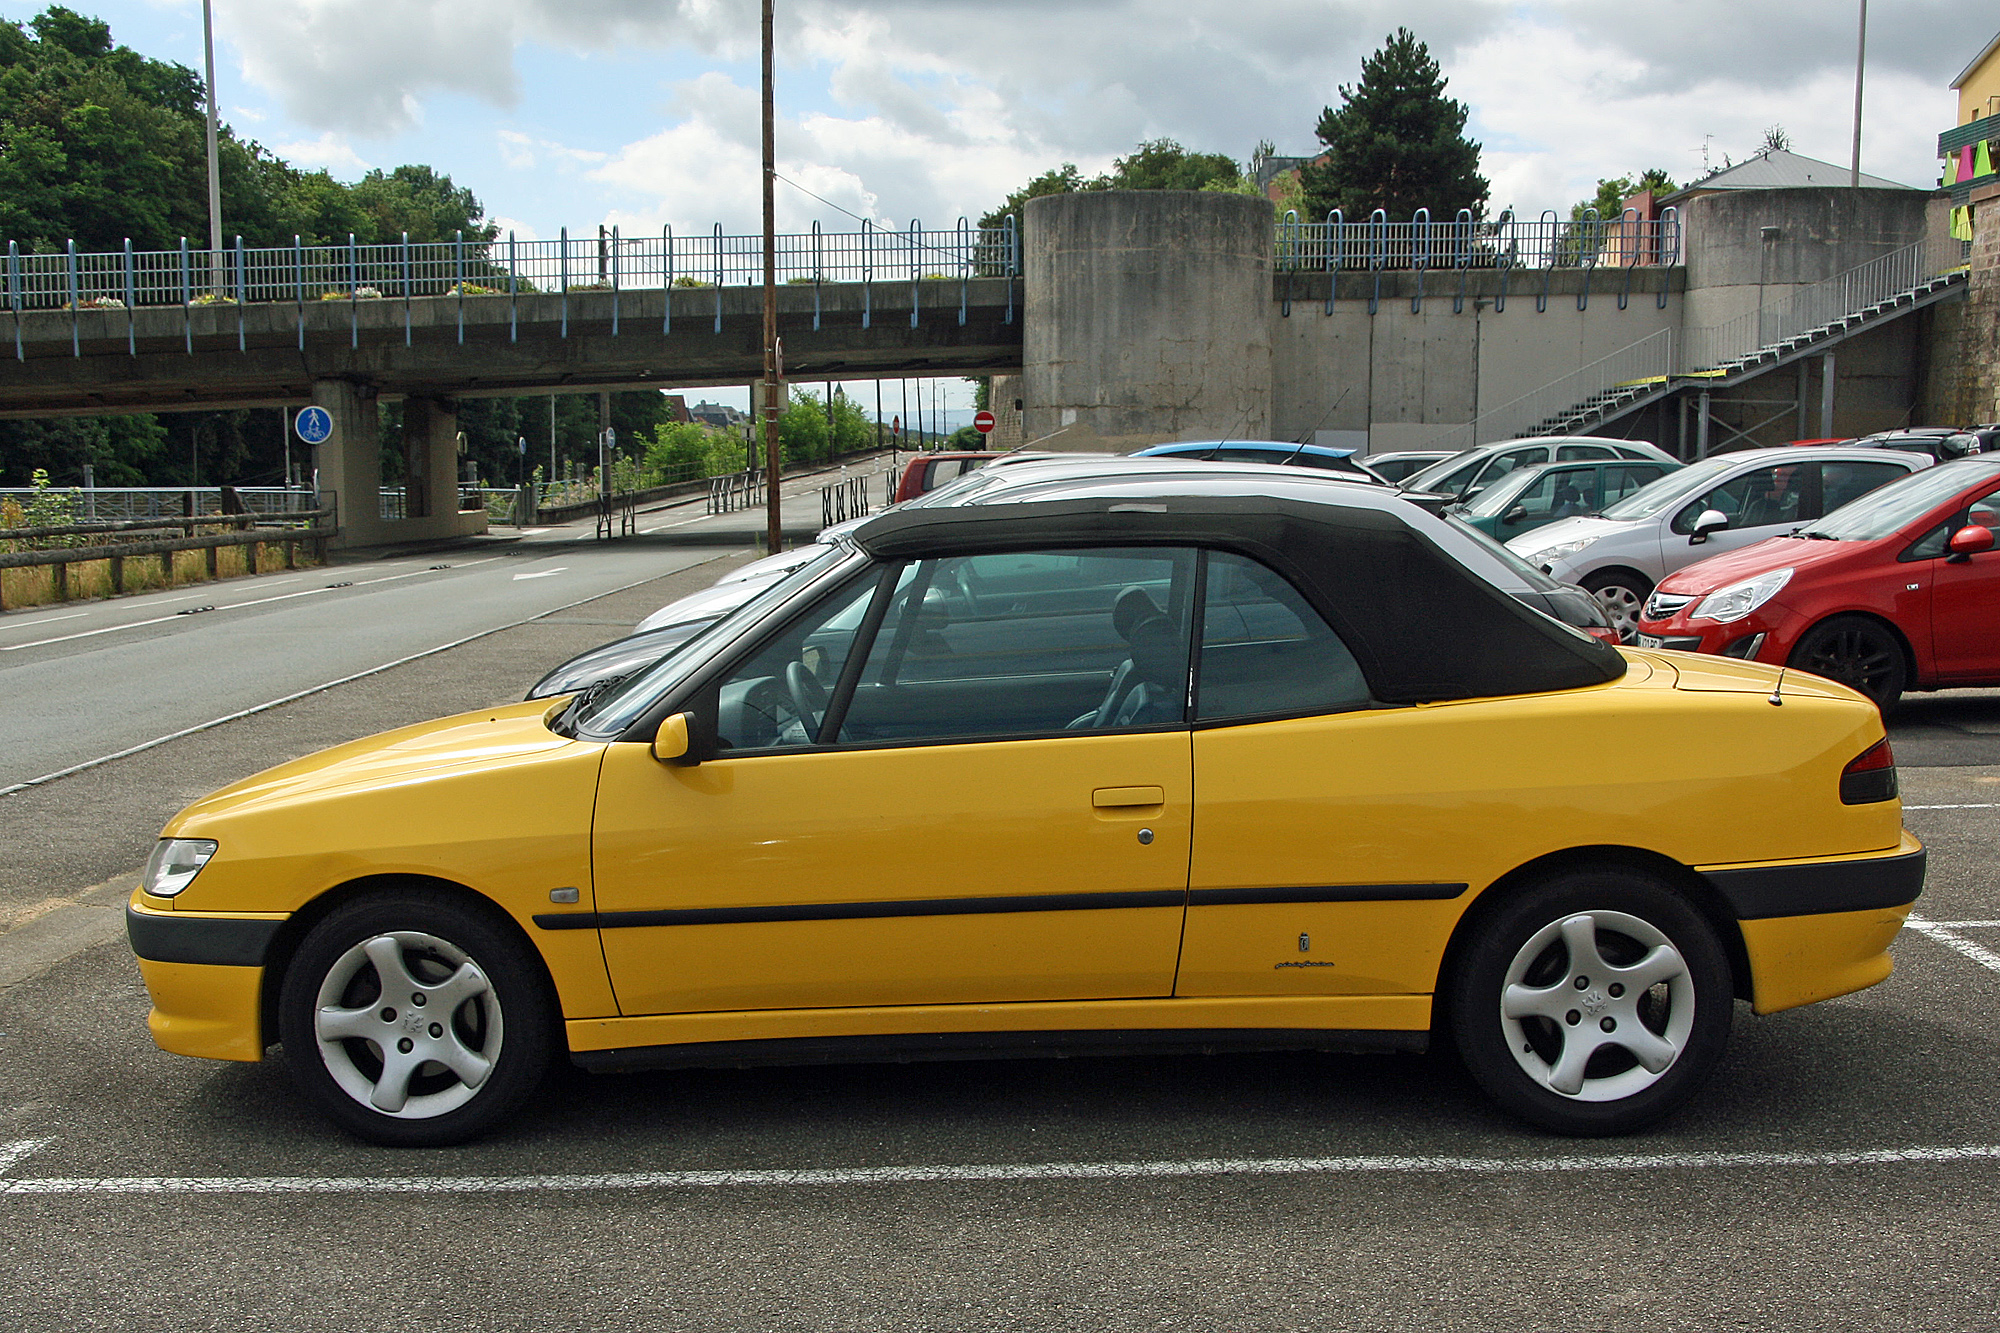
[591,547,1197,1017]
[1665,461,1822,566]
[1928,485,2000,681]
[1178,552,1463,1004]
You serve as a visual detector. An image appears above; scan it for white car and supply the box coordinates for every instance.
[1507,446,1930,640]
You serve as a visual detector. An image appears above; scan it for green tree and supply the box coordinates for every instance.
[1557,168,1677,262]
[979,139,1250,231]
[1299,28,1489,222]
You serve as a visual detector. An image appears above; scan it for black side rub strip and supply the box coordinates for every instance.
[535,883,1469,931]
[127,905,282,966]
[1704,846,1926,920]
[1187,883,1467,906]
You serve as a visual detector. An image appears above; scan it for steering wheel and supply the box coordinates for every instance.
[785,660,829,722]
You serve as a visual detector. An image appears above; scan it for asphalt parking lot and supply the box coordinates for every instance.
[2,555,1997,1330]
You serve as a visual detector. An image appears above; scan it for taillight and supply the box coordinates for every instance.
[1840,739,1898,805]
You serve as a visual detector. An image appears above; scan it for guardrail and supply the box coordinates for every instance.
[0,503,335,609]
[0,484,318,522]
[0,218,1023,358]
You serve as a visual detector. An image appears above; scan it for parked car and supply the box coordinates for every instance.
[1360,449,1457,485]
[1632,455,2000,710]
[1510,447,1931,641]
[1133,439,1387,483]
[1401,437,1678,503]
[891,451,1004,501]
[1842,430,1983,462]
[1453,457,1683,543]
[130,469,1921,1146]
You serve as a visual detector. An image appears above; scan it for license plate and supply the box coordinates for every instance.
[1636,634,1663,648]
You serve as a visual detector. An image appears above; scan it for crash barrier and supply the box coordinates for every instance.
[0,503,334,610]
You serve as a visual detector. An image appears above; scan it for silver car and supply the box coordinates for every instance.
[1507,446,1930,639]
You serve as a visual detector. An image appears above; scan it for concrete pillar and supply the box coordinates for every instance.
[987,373,1026,449]
[310,377,384,548]
[1023,190,1273,450]
[390,395,486,543]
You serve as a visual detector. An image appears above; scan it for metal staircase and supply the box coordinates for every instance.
[1441,240,1969,448]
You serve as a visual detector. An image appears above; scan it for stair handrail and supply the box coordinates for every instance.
[1425,327,1675,451]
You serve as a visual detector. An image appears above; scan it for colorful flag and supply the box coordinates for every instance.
[1950,205,1973,241]
[1977,139,1996,179]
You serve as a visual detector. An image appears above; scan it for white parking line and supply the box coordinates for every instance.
[0,611,85,630]
[6,1141,2000,1197]
[1905,804,1999,811]
[1905,915,2000,974]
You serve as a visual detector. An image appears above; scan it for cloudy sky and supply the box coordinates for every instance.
[7,0,1994,421]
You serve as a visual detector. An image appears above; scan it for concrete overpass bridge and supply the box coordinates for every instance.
[0,193,1972,548]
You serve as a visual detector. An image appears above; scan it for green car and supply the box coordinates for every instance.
[1454,458,1683,542]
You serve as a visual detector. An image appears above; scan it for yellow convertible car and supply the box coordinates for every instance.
[128,472,1923,1145]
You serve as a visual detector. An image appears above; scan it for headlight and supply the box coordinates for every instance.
[144,838,217,898]
[1517,537,1594,563]
[1692,568,1793,624]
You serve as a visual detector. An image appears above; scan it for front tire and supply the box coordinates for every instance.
[278,891,554,1147]
[1789,615,1907,712]
[1581,571,1651,644]
[1446,868,1733,1135]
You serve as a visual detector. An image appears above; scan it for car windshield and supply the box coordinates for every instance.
[1797,457,2000,541]
[1599,455,1744,521]
[560,545,865,737]
[1456,467,1543,518]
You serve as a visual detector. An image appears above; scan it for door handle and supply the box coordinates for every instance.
[1093,786,1165,808]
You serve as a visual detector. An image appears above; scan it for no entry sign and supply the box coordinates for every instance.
[973,410,996,434]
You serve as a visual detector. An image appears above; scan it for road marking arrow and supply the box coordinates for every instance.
[512,567,569,581]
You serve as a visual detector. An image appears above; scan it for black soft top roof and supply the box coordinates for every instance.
[855,486,1625,704]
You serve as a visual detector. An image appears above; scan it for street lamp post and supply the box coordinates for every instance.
[1850,0,1868,188]
[761,0,782,552]
[201,0,223,290]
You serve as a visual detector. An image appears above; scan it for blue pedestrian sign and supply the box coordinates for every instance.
[295,406,334,445]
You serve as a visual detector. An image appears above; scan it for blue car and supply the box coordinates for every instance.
[1133,440,1387,484]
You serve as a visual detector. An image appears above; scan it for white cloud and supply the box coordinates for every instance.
[269,131,372,175]
[213,0,1989,231]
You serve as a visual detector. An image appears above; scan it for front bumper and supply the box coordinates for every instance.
[1701,834,1925,1014]
[127,894,286,1062]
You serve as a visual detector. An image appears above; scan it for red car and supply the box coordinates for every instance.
[1633,456,2000,710]
[892,451,1005,502]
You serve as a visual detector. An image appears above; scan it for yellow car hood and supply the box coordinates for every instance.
[169,699,587,827]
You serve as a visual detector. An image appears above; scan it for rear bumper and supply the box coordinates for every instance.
[1699,835,1925,1014]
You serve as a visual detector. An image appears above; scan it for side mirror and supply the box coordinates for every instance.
[652,712,694,764]
[1946,525,1996,562]
[1503,505,1529,524]
[1689,509,1729,544]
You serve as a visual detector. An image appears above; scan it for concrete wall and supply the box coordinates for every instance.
[1268,269,1681,453]
[310,377,487,549]
[1680,187,1933,334]
[1024,191,1273,450]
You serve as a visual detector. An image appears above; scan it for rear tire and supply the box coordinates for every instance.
[1788,615,1907,712]
[1446,867,1733,1136]
[278,891,554,1147]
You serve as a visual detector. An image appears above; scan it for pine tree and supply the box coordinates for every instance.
[1299,29,1489,222]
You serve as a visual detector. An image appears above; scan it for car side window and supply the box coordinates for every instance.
[1557,444,1617,460]
[1604,463,1667,503]
[711,571,896,753]
[1196,553,1369,721]
[1672,464,1816,533]
[1819,460,1910,514]
[831,547,1197,745]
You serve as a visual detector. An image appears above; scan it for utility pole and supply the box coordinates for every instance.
[760,0,782,552]
[1850,0,1868,187]
[201,0,223,290]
